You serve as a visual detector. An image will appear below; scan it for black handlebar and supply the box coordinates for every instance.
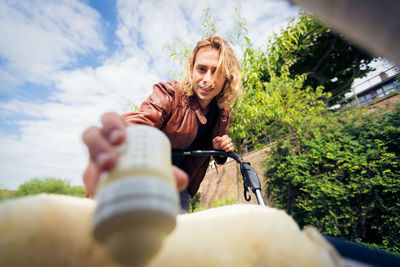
[172,150,244,163]
[172,150,266,206]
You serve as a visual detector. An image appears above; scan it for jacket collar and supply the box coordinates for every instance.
[188,95,228,125]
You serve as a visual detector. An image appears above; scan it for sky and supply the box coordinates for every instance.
[0,0,303,190]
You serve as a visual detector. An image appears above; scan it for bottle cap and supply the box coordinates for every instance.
[93,177,178,242]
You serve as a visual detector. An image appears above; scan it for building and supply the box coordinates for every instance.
[356,72,400,106]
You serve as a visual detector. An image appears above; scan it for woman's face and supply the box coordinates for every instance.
[192,46,225,109]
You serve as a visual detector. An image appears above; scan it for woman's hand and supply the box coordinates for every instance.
[212,135,234,152]
[82,112,188,198]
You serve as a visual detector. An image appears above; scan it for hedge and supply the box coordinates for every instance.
[265,104,400,254]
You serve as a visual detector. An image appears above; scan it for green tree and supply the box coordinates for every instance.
[0,189,15,201]
[262,12,374,104]
[228,11,331,151]
[13,177,85,198]
[229,63,330,153]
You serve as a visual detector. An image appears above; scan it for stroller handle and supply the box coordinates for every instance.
[172,150,244,163]
[172,150,266,206]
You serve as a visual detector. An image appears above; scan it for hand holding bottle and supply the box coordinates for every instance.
[82,112,188,197]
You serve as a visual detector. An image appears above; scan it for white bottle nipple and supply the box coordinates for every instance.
[92,125,178,267]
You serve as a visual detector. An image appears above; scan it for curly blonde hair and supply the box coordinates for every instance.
[179,35,242,109]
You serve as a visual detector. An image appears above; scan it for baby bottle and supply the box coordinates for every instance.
[92,125,178,266]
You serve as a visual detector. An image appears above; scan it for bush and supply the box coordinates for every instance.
[265,105,400,254]
[210,198,237,208]
[0,189,15,201]
[190,193,202,213]
[13,178,85,198]
[189,193,237,213]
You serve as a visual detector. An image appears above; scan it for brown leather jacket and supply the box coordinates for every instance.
[122,80,231,197]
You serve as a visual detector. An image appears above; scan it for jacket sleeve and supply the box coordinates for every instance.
[121,82,177,129]
[213,108,231,165]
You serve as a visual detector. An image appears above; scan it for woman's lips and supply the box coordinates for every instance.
[199,86,213,93]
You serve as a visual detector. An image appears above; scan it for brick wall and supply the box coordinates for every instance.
[197,146,271,208]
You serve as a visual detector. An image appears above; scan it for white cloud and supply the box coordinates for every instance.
[242,0,299,47]
[0,53,161,189]
[54,56,160,109]
[115,0,199,78]
[0,101,89,189]
[0,0,105,91]
[114,0,298,77]
[0,0,108,189]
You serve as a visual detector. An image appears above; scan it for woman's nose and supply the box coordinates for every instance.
[202,70,212,83]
